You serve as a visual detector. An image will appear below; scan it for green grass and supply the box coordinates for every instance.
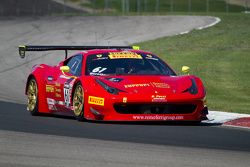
[136,13,250,114]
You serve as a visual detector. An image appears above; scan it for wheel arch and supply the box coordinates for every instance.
[25,74,36,95]
[71,79,82,104]
[26,72,49,113]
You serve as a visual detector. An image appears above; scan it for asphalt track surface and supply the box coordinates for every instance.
[0,16,250,166]
[0,101,250,167]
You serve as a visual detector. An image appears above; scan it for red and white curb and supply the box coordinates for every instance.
[203,111,250,129]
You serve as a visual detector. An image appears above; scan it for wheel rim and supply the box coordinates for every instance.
[73,85,84,117]
[27,79,37,111]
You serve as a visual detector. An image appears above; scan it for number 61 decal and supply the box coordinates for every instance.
[92,67,107,73]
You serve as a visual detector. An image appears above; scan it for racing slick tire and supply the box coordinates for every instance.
[27,78,39,116]
[72,83,85,121]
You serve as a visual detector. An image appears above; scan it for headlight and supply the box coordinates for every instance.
[183,78,198,95]
[95,79,123,95]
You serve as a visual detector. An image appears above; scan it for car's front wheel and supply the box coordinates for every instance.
[27,78,39,116]
[72,83,85,121]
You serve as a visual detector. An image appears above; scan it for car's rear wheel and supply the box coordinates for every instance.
[72,83,85,121]
[27,78,39,116]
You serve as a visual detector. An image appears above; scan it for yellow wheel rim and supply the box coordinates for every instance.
[27,79,37,111]
[73,85,84,117]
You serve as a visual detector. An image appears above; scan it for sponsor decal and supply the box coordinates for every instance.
[46,85,54,93]
[55,93,61,98]
[47,98,57,110]
[123,97,127,103]
[47,76,53,81]
[106,77,123,82]
[57,101,64,105]
[47,98,55,105]
[63,78,76,108]
[48,104,57,110]
[132,115,184,121]
[124,82,170,89]
[90,72,107,76]
[151,95,167,102]
[64,83,71,107]
[93,57,108,61]
[55,88,61,93]
[145,54,159,61]
[55,82,60,87]
[150,82,170,88]
[108,52,142,59]
[88,96,104,106]
[124,83,150,88]
[60,75,71,79]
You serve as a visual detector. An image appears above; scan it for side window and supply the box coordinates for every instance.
[64,54,82,76]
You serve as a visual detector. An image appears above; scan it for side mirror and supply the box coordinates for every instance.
[181,66,190,75]
[60,66,70,73]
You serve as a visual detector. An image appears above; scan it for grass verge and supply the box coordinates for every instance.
[136,13,250,114]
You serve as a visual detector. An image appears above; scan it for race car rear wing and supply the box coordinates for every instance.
[18,45,140,59]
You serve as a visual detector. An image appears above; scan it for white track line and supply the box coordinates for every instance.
[177,17,221,35]
[196,17,221,30]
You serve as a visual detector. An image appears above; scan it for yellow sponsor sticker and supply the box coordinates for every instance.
[55,82,60,87]
[123,97,127,103]
[88,96,105,106]
[55,93,61,98]
[46,85,54,93]
[108,52,142,59]
[55,88,61,93]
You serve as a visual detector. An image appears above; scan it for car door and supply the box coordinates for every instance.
[54,54,83,112]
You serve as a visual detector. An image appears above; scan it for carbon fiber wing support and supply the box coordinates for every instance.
[18,45,140,59]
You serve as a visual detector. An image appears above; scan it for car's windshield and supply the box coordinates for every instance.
[86,51,176,76]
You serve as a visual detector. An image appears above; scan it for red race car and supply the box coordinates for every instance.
[19,45,208,122]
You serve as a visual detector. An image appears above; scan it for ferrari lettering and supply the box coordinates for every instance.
[124,83,150,88]
[108,52,142,59]
[88,96,104,106]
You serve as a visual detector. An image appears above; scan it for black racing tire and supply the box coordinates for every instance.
[72,83,85,121]
[26,78,39,116]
